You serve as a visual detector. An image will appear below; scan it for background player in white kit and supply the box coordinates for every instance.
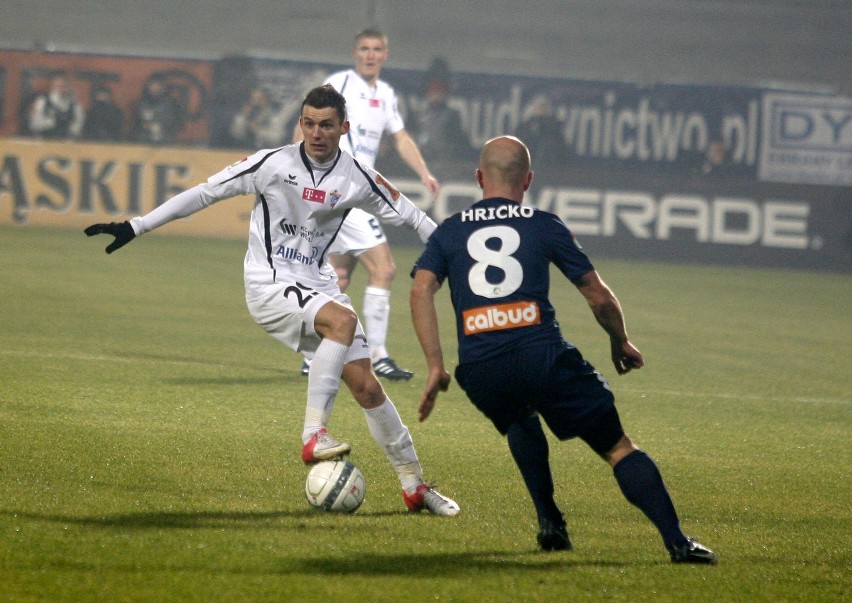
[295,28,441,381]
[85,84,459,516]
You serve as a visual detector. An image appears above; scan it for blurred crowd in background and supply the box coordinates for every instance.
[13,55,737,179]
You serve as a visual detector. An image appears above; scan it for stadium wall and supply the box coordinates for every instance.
[1,49,849,272]
[0,139,251,237]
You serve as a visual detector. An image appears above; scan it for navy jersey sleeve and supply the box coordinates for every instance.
[544,215,595,282]
[412,223,450,282]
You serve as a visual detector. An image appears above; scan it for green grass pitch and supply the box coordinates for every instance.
[0,224,849,601]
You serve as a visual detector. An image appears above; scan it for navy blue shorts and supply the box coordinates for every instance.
[455,343,621,449]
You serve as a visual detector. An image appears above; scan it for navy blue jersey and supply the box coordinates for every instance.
[414,197,594,363]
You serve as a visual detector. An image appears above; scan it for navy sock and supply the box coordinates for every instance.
[506,414,562,524]
[613,450,687,548]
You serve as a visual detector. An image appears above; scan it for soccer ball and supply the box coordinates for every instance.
[305,460,366,513]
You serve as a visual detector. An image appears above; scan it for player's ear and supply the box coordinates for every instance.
[475,168,484,189]
[523,170,534,191]
[341,119,350,134]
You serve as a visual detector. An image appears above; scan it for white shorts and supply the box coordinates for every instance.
[244,268,370,361]
[329,208,387,256]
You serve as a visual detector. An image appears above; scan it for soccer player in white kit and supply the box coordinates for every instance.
[295,28,441,381]
[85,84,460,516]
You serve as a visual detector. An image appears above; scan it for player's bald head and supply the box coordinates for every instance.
[479,136,531,190]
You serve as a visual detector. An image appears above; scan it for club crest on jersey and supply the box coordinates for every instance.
[302,187,326,203]
[375,174,400,201]
[329,191,342,208]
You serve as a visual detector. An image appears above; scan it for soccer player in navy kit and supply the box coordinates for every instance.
[85,85,459,516]
[410,135,716,559]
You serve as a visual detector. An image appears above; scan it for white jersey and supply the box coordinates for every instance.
[130,143,435,287]
[324,69,405,169]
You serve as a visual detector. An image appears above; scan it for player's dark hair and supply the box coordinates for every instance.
[301,84,347,123]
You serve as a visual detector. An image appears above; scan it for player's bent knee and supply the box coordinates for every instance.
[375,263,396,283]
[357,380,386,409]
[605,434,638,467]
[315,302,359,344]
[350,379,386,409]
[342,360,386,408]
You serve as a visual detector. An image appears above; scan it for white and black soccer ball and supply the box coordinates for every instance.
[305,460,366,513]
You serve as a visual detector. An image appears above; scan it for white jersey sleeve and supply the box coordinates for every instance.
[128,145,434,282]
[129,184,211,235]
[129,149,274,236]
[344,161,436,242]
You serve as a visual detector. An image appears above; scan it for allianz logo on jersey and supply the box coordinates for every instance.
[274,245,319,265]
[463,301,540,335]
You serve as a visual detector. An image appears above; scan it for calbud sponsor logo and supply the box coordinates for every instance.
[463,301,540,335]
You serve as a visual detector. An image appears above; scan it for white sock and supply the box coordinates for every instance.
[302,339,349,444]
[363,286,390,361]
[363,398,423,492]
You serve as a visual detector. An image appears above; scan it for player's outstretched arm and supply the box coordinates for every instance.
[410,268,451,421]
[574,269,644,375]
[85,183,227,255]
[84,221,136,254]
[393,129,440,201]
[419,367,451,422]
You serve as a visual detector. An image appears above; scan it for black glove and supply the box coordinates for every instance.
[84,221,136,254]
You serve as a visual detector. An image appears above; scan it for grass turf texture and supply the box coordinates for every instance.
[1,224,849,602]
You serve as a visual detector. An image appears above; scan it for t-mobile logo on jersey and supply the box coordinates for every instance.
[302,188,326,203]
[463,301,540,335]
